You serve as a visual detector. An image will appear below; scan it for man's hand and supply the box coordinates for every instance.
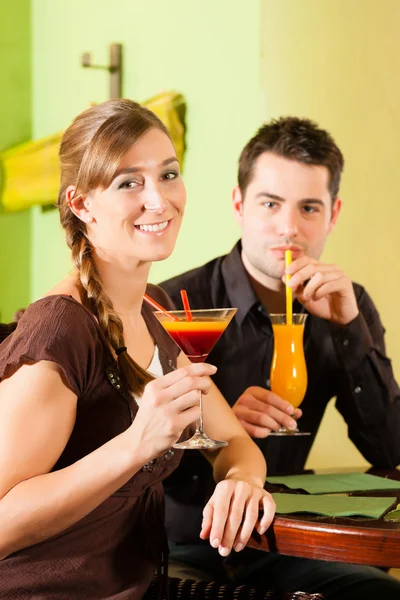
[233,386,301,438]
[286,256,359,325]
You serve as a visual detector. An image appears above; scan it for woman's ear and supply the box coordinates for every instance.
[66,186,94,224]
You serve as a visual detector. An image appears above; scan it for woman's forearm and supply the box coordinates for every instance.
[0,429,146,559]
[211,434,266,488]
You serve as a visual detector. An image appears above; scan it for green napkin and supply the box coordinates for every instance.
[272,493,395,518]
[267,472,400,495]
[384,503,400,521]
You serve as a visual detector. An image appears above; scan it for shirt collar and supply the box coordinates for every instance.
[221,240,261,325]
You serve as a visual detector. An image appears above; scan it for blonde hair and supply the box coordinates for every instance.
[58,99,170,396]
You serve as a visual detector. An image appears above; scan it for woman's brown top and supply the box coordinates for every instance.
[0,285,184,600]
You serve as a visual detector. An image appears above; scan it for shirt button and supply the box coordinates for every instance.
[354,386,362,394]
[257,305,263,313]
[266,378,271,388]
[342,338,349,347]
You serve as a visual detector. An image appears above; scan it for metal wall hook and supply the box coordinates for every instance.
[81,43,123,99]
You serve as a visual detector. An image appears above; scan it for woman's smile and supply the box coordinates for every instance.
[134,218,171,234]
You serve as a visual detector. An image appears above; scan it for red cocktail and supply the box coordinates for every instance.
[153,308,237,449]
[162,320,228,363]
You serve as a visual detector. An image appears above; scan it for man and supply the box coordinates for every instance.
[160,117,400,599]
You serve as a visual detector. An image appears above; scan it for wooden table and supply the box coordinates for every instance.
[248,468,400,567]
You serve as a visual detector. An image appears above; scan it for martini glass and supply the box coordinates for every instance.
[268,313,310,436]
[153,308,237,450]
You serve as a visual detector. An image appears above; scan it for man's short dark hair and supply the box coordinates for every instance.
[238,117,344,199]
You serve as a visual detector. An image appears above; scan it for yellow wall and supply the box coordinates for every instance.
[260,0,400,468]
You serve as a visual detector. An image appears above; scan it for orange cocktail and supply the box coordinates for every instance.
[269,313,310,436]
[270,319,307,409]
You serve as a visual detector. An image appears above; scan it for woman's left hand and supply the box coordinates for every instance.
[199,479,275,556]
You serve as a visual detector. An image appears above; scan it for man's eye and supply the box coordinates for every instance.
[162,170,178,181]
[263,201,276,209]
[302,205,318,214]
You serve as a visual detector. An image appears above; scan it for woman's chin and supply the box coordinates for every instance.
[151,248,174,262]
[138,245,175,264]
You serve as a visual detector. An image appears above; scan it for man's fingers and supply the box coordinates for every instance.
[286,255,317,274]
[301,270,345,300]
[287,258,329,278]
[287,263,340,291]
[239,390,295,414]
[235,404,297,431]
[238,420,271,438]
[294,408,302,419]
[234,405,281,431]
[306,276,349,301]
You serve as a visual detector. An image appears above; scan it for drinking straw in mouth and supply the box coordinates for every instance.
[180,289,193,321]
[285,250,293,325]
[143,293,178,320]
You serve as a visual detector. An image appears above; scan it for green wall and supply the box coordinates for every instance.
[0,0,32,321]
[31,0,262,298]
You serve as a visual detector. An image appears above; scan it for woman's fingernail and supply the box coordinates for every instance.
[287,405,294,415]
[258,526,266,535]
[289,420,297,430]
[211,538,220,548]
[219,546,230,557]
[234,543,244,552]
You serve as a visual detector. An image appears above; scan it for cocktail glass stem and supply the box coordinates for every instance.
[197,391,204,435]
[173,388,227,450]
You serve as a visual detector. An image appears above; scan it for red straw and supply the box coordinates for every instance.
[180,289,193,322]
[143,293,178,320]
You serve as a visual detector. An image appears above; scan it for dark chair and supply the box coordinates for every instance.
[0,322,17,344]
[146,577,324,600]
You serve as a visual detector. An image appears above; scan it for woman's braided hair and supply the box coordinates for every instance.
[58,99,170,396]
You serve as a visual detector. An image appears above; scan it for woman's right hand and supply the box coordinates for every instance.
[130,363,217,461]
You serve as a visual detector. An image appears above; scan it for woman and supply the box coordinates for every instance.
[0,100,274,599]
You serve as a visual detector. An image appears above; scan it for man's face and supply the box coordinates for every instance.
[233,152,341,286]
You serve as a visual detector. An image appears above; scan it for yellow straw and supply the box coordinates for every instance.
[285,250,293,325]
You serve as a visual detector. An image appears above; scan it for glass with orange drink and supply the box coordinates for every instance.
[269,313,310,436]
